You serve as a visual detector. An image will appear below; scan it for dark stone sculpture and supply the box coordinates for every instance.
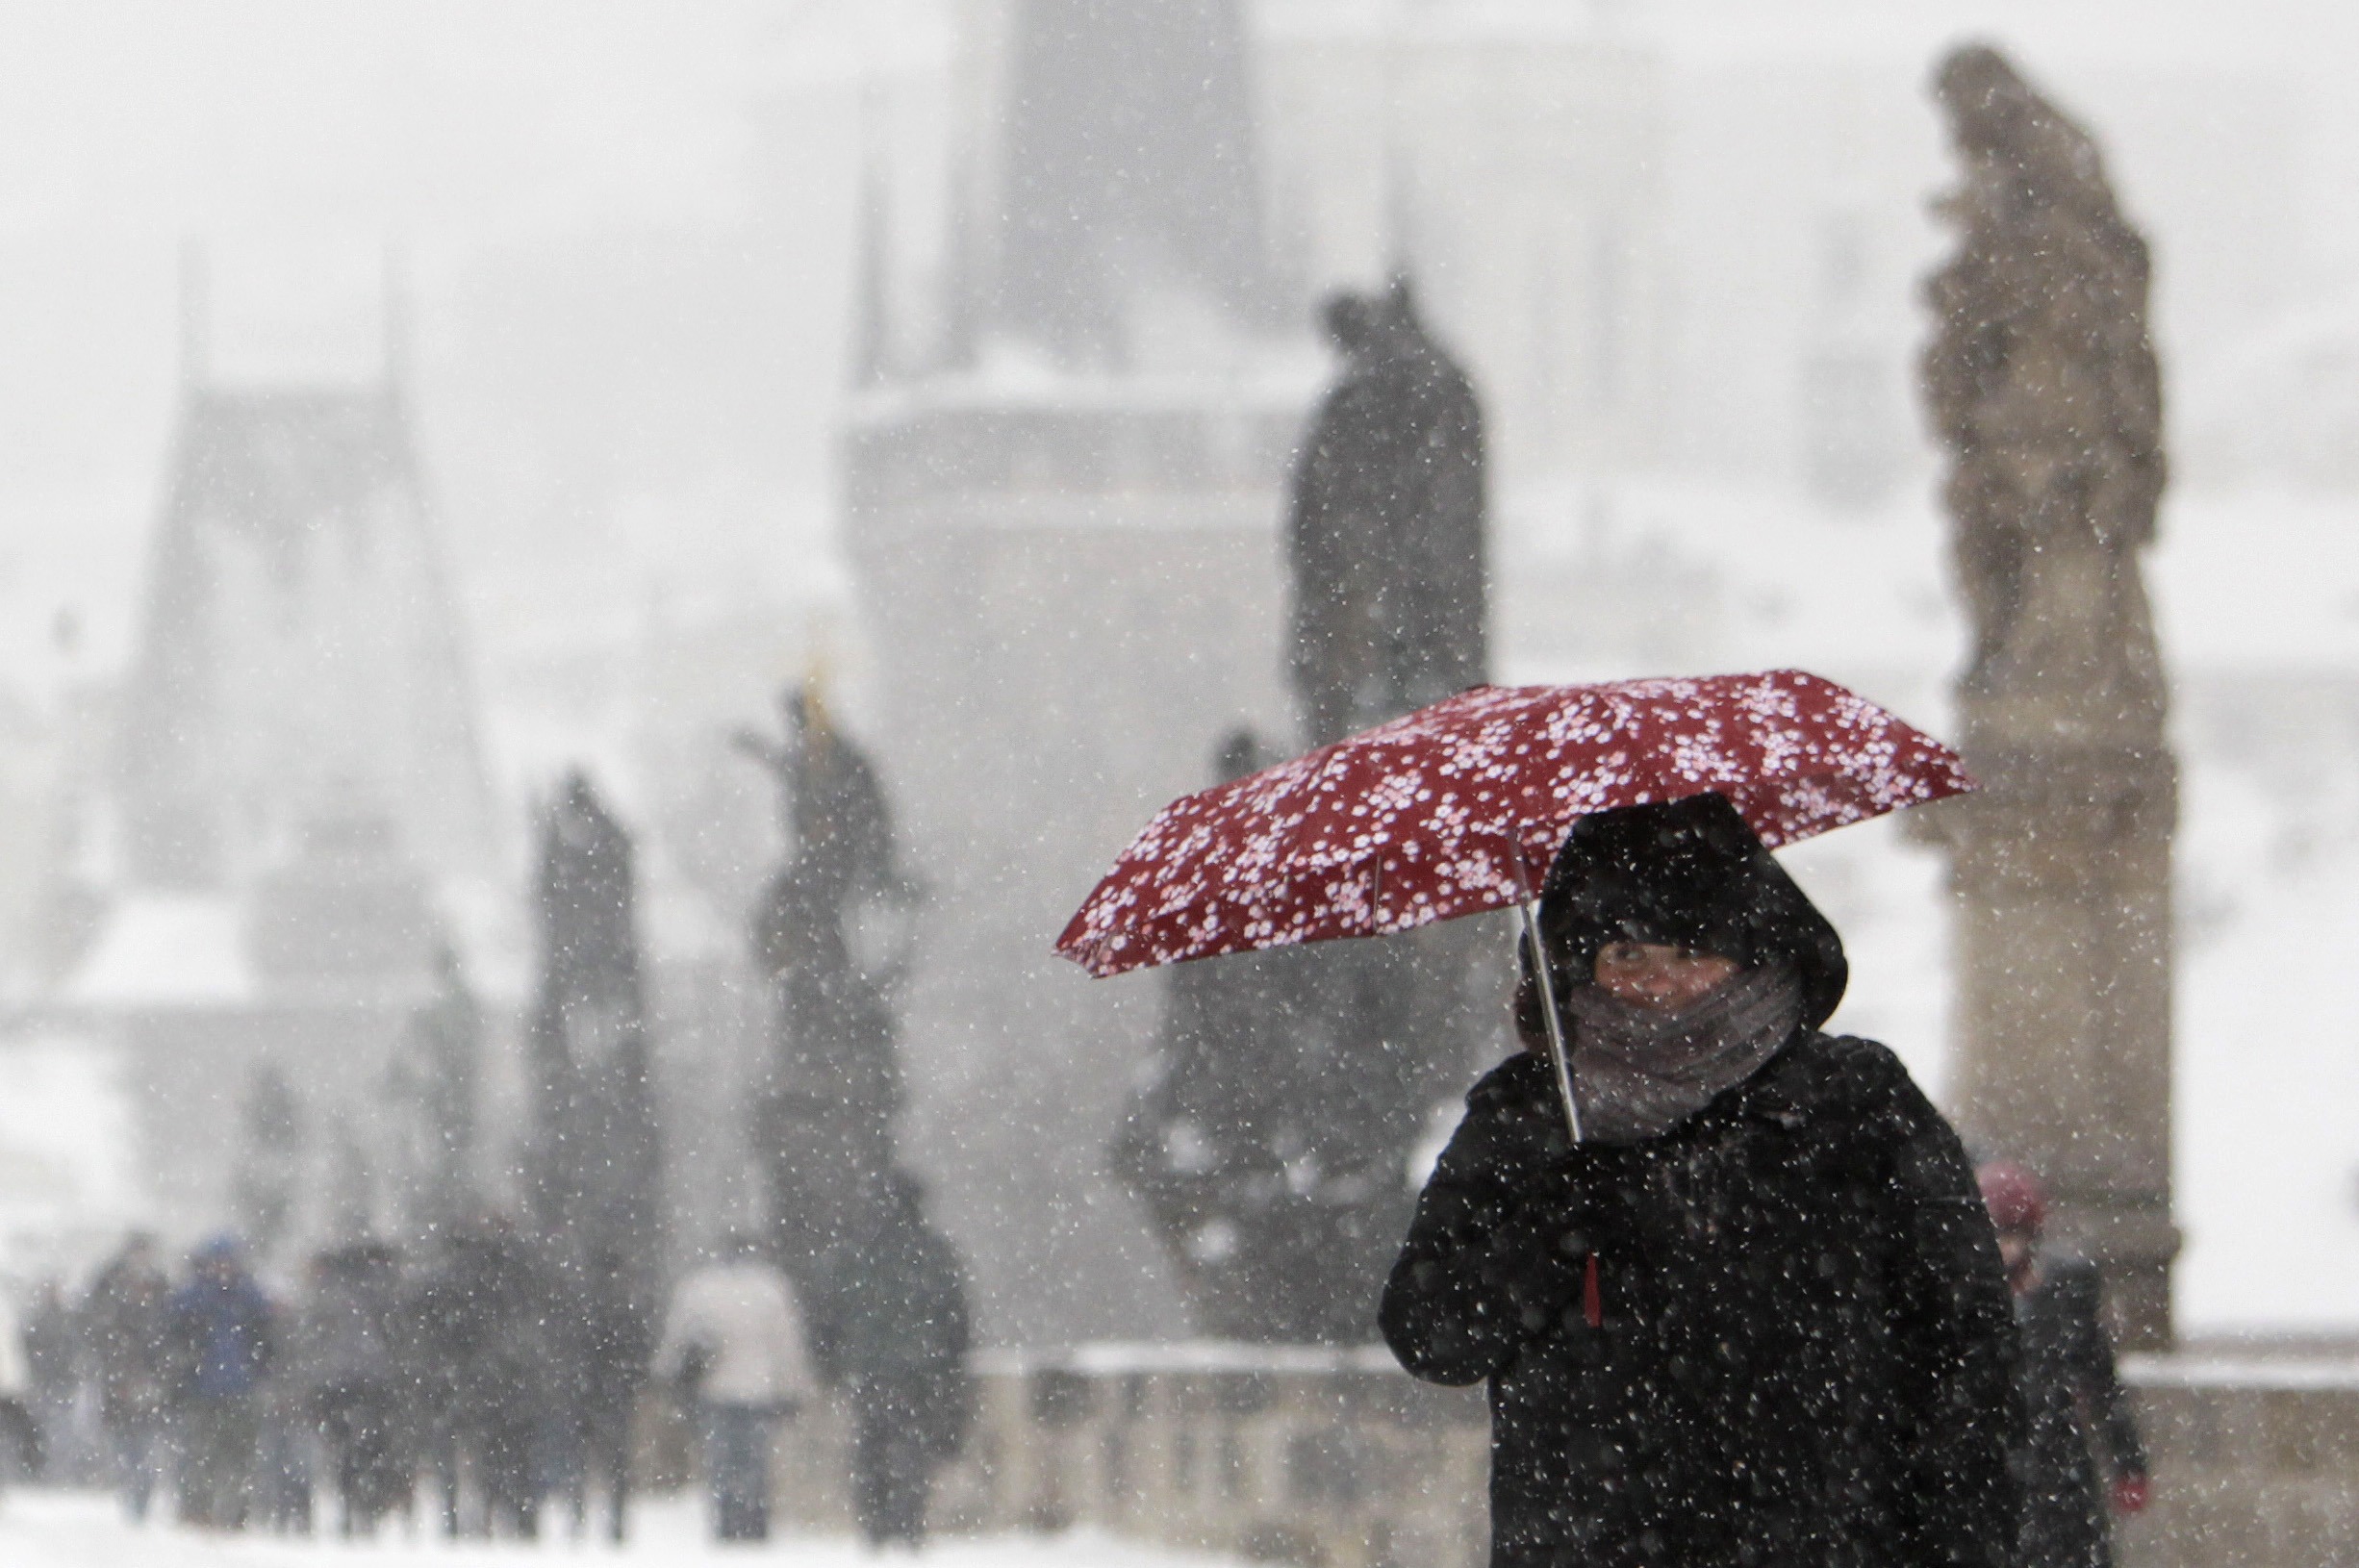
[1112,731,1325,1339]
[527,771,665,1292]
[1289,280,1487,746]
[1920,44,2178,1347]
[737,687,920,1273]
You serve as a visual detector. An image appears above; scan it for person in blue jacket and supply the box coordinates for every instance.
[164,1233,276,1530]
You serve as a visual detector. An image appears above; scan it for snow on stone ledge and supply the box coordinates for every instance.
[970,1340,1406,1378]
[2121,1353,2359,1392]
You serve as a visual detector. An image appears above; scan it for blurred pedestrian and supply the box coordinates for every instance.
[0,1286,38,1489]
[163,1234,276,1530]
[656,1230,813,1543]
[22,1278,80,1479]
[85,1231,169,1519]
[1382,795,2022,1568]
[394,1237,464,1536]
[407,1217,548,1538]
[252,1353,315,1535]
[548,1245,653,1543]
[1980,1163,2150,1568]
[818,1176,973,1550]
[293,1241,410,1537]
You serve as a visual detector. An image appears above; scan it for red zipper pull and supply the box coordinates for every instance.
[1584,1252,1603,1329]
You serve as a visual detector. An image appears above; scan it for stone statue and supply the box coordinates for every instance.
[1289,279,1488,746]
[1924,45,2169,735]
[1921,44,2178,1346]
[527,771,664,1291]
[1111,730,1334,1339]
[737,684,918,1271]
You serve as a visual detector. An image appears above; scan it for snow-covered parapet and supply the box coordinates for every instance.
[972,1341,1406,1379]
[941,1342,2359,1568]
[949,1339,1484,1568]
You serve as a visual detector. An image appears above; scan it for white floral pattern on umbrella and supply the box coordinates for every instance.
[1055,669,1973,978]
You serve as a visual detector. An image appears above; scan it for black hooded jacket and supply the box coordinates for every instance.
[2014,1258,2144,1568]
[1382,796,2021,1568]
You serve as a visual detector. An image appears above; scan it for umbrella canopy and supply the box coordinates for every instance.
[1056,669,1972,979]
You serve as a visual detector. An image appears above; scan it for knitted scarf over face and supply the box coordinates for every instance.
[1560,963,1806,1145]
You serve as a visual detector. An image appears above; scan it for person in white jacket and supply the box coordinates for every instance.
[655,1231,814,1542]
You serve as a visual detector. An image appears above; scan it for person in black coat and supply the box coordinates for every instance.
[548,1246,654,1544]
[1978,1163,2148,1568]
[294,1242,409,1537]
[815,1174,974,1549]
[84,1233,170,1520]
[1382,793,2022,1568]
[405,1220,550,1539]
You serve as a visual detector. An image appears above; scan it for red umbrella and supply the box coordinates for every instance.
[1054,670,1974,1141]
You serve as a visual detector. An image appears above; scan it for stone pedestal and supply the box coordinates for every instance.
[1937,742,2179,1348]
[1919,45,2179,1349]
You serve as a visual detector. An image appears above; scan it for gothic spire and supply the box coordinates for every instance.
[953,0,1275,369]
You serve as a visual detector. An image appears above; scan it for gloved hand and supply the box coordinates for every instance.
[2111,1475,2150,1515]
[1483,1193,1592,1334]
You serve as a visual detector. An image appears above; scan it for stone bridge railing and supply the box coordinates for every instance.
[2115,1353,2359,1568]
[766,1343,2359,1568]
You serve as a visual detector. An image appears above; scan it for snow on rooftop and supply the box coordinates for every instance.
[0,1031,144,1276]
[60,892,252,1012]
[850,334,1325,424]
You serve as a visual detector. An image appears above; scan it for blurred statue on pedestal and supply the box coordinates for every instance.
[1112,729,1326,1339]
[527,771,664,1295]
[736,681,919,1272]
[1920,44,2178,1347]
[740,681,972,1500]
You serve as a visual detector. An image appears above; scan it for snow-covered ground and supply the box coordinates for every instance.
[0,1489,1245,1568]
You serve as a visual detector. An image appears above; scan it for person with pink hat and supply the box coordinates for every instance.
[1977,1162,2150,1568]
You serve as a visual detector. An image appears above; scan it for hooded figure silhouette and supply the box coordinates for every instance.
[1384,794,2023,1568]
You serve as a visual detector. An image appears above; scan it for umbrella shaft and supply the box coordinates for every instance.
[1520,899,1583,1145]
